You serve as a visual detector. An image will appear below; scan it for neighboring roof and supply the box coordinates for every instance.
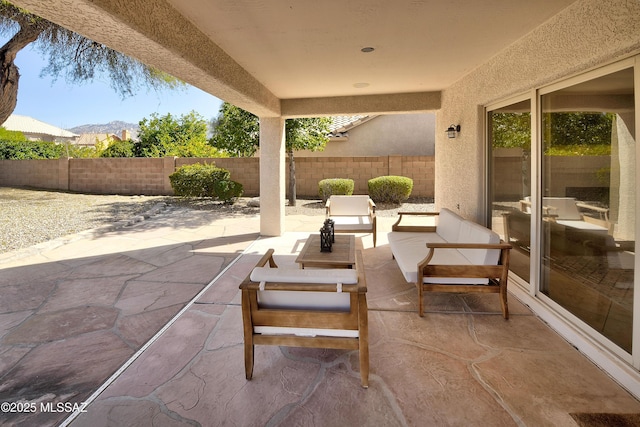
[2,114,78,139]
[75,133,121,146]
[329,115,378,138]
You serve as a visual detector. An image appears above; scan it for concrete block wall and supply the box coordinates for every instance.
[69,158,170,195]
[290,155,435,198]
[0,156,435,198]
[0,159,64,190]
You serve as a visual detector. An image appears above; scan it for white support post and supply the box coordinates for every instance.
[259,117,286,236]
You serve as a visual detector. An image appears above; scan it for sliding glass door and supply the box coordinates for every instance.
[488,99,532,282]
[488,63,637,356]
[540,67,635,353]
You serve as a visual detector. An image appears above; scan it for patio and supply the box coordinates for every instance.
[1,208,639,426]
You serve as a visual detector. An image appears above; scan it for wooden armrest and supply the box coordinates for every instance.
[368,199,376,213]
[418,242,512,273]
[576,202,610,221]
[392,211,439,231]
[255,249,278,268]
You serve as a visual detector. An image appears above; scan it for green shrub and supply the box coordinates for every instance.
[169,163,243,203]
[318,178,354,202]
[100,139,135,158]
[0,140,63,159]
[368,175,413,204]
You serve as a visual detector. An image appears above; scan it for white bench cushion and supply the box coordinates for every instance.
[457,220,501,265]
[389,210,501,285]
[422,247,490,285]
[556,220,608,232]
[388,232,446,283]
[436,208,465,243]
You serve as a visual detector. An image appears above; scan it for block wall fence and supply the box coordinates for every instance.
[0,156,435,198]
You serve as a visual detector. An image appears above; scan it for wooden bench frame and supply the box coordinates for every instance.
[239,249,369,388]
[392,211,512,318]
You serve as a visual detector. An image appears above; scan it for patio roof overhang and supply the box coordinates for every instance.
[10,0,578,118]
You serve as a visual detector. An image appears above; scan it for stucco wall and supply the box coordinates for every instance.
[298,114,435,157]
[437,0,640,222]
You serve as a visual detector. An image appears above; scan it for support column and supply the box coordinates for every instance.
[259,117,286,236]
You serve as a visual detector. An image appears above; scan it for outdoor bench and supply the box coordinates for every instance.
[387,208,512,318]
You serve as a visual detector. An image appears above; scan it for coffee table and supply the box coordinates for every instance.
[295,234,356,269]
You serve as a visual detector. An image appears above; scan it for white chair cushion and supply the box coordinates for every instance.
[332,215,372,230]
[257,291,351,310]
[254,326,358,338]
[329,195,371,216]
[250,267,358,284]
[250,267,356,310]
[543,197,582,220]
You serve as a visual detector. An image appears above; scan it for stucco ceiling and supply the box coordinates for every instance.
[11,0,579,116]
[166,0,577,99]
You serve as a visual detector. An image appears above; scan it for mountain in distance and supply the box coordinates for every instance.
[68,121,139,139]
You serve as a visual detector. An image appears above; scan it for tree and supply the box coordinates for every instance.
[211,102,331,205]
[0,1,182,124]
[210,102,260,157]
[135,111,222,158]
[284,117,332,206]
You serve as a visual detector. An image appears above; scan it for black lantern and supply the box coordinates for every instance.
[324,218,335,242]
[320,226,333,252]
[446,124,461,139]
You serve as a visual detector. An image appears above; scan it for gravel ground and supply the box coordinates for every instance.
[0,187,433,254]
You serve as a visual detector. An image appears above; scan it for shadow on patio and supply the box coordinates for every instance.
[1,212,639,426]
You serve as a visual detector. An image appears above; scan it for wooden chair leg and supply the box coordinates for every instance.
[241,289,255,379]
[417,282,424,317]
[358,294,369,388]
[245,342,254,380]
[500,286,509,320]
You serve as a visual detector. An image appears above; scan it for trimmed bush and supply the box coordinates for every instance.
[318,178,354,202]
[169,163,243,203]
[368,175,413,204]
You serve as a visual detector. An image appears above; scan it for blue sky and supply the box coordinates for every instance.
[11,44,224,130]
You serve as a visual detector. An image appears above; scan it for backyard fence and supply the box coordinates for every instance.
[0,155,435,198]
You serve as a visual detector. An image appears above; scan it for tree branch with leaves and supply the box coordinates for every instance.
[0,0,182,124]
[211,102,331,205]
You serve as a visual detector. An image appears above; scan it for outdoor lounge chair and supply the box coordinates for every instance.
[326,195,377,247]
[239,248,369,388]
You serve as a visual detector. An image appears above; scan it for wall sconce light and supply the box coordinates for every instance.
[447,124,461,139]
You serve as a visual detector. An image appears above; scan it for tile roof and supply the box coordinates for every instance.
[1,114,78,138]
[328,115,377,137]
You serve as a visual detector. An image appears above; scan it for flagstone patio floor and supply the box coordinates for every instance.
[1,207,639,426]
